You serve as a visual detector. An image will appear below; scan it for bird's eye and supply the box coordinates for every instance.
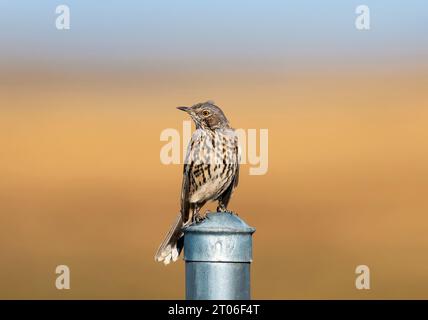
[202,110,210,117]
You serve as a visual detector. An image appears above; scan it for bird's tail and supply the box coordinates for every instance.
[154,214,184,265]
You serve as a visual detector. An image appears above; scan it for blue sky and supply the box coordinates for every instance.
[0,0,427,71]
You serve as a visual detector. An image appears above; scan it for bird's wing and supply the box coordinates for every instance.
[216,133,240,208]
[180,162,191,224]
[234,134,240,187]
[180,132,198,224]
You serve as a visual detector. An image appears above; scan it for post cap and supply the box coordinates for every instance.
[183,212,255,263]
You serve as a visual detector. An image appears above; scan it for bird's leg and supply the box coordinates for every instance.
[216,202,227,212]
[193,205,207,223]
[182,215,193,228]
[185,202,208,225]
[217,201,238,215]
[183,205,196,228]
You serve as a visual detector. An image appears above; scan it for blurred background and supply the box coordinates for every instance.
[0,0,427,299]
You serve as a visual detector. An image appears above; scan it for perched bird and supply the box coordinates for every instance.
[155,101,240,265]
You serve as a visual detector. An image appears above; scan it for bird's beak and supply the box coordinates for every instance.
[177,106,190,112]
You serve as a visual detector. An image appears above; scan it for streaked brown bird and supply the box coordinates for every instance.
[155,101,240,265]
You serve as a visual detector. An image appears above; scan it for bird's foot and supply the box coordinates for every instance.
[227,210,238,216]
[193,214,206,224]
[216,205,227,213]
[216,206,238,216]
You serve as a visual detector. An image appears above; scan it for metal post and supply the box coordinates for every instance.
[184,212,256,300]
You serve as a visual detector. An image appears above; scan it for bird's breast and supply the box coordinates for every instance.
[187,129,238,203]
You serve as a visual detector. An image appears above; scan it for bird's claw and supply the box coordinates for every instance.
[216,206,238,216]
[216,206,227,213]
[193,215,206,224]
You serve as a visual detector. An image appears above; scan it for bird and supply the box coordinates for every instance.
[155,101,240,265]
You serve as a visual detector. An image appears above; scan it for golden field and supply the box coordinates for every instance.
[0,68,427,299]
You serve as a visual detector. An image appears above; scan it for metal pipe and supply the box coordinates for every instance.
[183,212,256,300]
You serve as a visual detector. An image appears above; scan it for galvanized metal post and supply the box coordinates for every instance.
[184,212,256,300]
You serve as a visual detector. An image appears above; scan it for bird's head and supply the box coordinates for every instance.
[177,101,230,130]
